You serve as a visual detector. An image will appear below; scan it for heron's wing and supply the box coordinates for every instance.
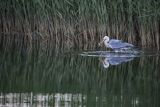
[109,39,123,43]
[109,40,134,49]
[123,43,134,47]
[109,41,126,49]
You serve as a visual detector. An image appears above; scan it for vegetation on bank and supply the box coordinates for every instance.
[0,0,160,50]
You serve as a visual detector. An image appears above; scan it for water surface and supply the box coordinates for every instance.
[0,48,160,107]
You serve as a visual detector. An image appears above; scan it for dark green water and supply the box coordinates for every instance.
[0,49,160,107]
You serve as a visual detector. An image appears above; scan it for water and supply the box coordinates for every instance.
[0,48,160,107]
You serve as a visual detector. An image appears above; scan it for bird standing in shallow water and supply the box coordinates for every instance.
[99,36,134,52]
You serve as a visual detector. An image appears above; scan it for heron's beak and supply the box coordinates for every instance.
[98,39,105,46]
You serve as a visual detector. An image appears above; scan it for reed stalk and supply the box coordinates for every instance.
[0,0,160,50]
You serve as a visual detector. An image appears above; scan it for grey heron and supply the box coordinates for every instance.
[99,36,134,51]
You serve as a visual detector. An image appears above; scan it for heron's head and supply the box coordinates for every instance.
[99,36,110,46]
[103,36,110,42]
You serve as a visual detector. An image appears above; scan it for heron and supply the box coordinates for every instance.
[99,36,134,51]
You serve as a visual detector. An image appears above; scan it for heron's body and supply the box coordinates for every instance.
[105,39,134,49]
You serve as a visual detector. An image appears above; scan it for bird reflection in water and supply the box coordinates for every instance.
[99,56,135,68]
[80,50,139,68]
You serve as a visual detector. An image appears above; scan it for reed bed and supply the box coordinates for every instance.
[0,0,160,50]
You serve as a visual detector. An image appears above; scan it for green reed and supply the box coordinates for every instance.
[0,0,160,50]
